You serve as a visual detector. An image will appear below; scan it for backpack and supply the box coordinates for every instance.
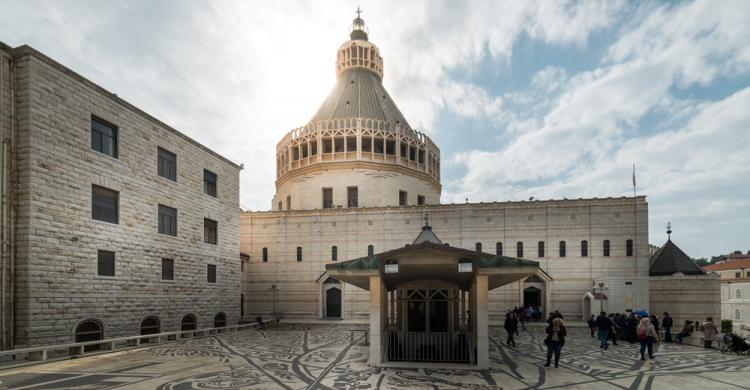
[637,327,647,341]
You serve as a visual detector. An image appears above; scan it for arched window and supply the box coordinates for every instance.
[181,314,197,331]
[475,242,482,253]
[262,247,268,262]
[581,240,588,257]
[517,241,523,258]
[296,247,302,262]
[737,289,742,300]
[603,240,610,257]
[331,246,338,261]
[496,242,502,256]
[736,309,742,321]
[626,239,633,257]
[214,312,226,328]
[538,241,545,257]
[75,319,103,352]
[559,241,566,257]
[140,316,160,336]
[368,245,374,256]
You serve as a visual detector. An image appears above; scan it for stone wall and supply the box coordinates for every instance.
[241,197,649,321]
[3,44,241,348]
[650,274,721,328]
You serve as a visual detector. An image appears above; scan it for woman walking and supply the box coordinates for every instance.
[544,318,566,368]
[637,317,659,360]
[702,317,718,349]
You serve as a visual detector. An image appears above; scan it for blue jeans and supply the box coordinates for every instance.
[598,330,609,348]
[546,340,563,366]
[640,339,654,358]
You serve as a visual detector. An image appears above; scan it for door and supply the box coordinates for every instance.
[524,286,542,307]
[326,287,341,318]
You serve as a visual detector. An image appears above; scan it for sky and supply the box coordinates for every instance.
[0,0,748,258]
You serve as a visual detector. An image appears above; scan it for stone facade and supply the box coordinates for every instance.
[650,274,721,328]
[0,42,241,349]
[241,197,650,321]
[704,261,750,336]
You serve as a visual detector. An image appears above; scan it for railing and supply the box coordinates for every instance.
[0,323,260,363]
[384,330,474,364]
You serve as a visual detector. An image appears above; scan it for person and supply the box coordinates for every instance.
[637,317,659,360]
[587,315,596,338]
[607,314,619,346]
[504,312,518,347]
[626,314,638,343]
[662,312,673,343]
[255,315,266,330]
[554,310,564,320]
[650,315,660,334]
[675,321,695,344]
[544,317,566,368]
[546,312,555,324]
[702,317,718,349]
[595,311,611,349]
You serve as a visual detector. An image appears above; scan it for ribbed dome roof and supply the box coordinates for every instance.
[308,68,411,127]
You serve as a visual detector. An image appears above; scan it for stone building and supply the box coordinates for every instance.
[240,14,651,323]
[704,257,750,336]
[0,41,242,349]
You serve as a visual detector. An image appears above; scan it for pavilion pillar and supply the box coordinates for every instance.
[472,274,489,369]
[368,275,386,366]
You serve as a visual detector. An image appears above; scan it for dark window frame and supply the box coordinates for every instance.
[603,240,611,257]
[97,250,115,277]
[475,242,482,253]
[332,245,338,261]
[158,204,177,236]
[496,242,503,256]
[91,115,118,158]
[347,186,358,208]
[417,195,425,205]
[296,246,303,262]
[92,185,119,224]
[203,169,218,197]
[262,247,268,262]
[207,263,217,283]
[626,239,634,256]
[323,188,333,209]
[538,241,545,258]
[559,241,566,257]
[204,218,218,245]
[161,258,174,280]
[157,147,177,181]
[368,244,374,256]
[399,190,407,206]
[517,241,523,258]
[581,240,588,257]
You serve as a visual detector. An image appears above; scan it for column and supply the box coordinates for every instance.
[473,274,490,369]
[369,275,386,366]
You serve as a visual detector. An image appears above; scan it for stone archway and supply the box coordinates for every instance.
[322,278,342,319]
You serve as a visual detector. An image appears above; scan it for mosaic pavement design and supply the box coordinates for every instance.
[0,324,748,389]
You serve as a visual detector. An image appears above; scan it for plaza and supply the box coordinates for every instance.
[0,324,747,389]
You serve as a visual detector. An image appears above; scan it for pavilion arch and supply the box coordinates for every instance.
[73,318,104,352]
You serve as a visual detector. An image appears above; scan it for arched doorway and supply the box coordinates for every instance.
[326,287,342,318]
[523,286,541,307]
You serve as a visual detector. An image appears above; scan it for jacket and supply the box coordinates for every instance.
[595,315,611,331]
[703,321,718,341]
[545,324,567,345]
[662,316,673,329]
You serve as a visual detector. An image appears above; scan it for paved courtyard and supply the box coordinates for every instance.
[0,324,748,389]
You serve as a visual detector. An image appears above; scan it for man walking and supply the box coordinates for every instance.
[595,311,611,350]
[662,312,673,343]
[587,315,596,338]
[504,312,518,347]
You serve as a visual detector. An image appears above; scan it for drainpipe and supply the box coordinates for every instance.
[8,55,16,350]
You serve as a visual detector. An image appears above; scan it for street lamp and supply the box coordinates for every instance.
[593,282,609,313]
[270,284,280,323]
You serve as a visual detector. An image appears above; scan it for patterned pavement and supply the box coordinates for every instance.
[0,324,748,389]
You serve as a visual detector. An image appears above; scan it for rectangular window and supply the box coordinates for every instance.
[334,137,344,152]
[559,241,566,257]
[736,272,742,278]
[374,137,384,154]
[603,240,610,257]
[241,294,245,317]
[399,190,407,206]
[346,136,356,152]
[347,186,358,208]
[517,242,523,258]
[91,116,118,158]
[417,195,425,205]
[157,147,176,181]
[581,240,588,257]
[97,250,115,277]
[323,188,333,209]
[418,149,425,163]
[204,218,218,245]
[203,169,217,197]
[362,137,372,152]
[286,195,291,211]
[262,247,268,262]
[292,146,299,161]
[207,264,216,283]
[626,239,634,257]
[162,258,174,280]
[311,140,318,155]
[538,241,545,257]
[241,260,246,272]
[302,143,309,158]
[496,242,503,256]
[400,142,408,158]
[278,201,282,211]
[332,246,338,261]
[386,140,396,155]
[92,185,119,224]
[158,204,177,236]
[296,247,303,262]
[323,137,333,153]
[409,146,416,161]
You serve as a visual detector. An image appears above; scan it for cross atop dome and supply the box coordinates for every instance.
[350,6,369,40]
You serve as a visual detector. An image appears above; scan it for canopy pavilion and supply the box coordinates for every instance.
[325,220,550,369]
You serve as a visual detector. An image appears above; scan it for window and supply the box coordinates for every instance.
[603,240,610,257]
[476,242,482,253]
[75,320,104,352]
[409,146,416,160]
[368,245,374,256]
[538,241,545,257]
[158,205,177,236]
[286,195,291,211]
[214,312,226,328]
[399,190,407,206]
[559,241,566,257]
[311,140,317,155]
[400,142,408,158]
[204,218,218,244]
[374,137,384,154]
[626,239,633,256]
[517,242,523,258]
[207,264,216,283]
[97,250,115,277]
[91,116,118,158]
[92,185,118,224]
[332,246,338,261]
[161,258,174,280]
[181,314,197,331]
[737,272,742,279]
[334,137,344,152]
[323,137,333,153]
[157,147,176,181]
[262,247,268,262]
[417,195,425,205]
[581,240,588,257]
[203,169,217,197]
[362,137,372,152]
[347,187,358,208]
[736,289,742,300]
[346,136,356,152]
[323,188,333,209]
[140,316,160,336]
[736,309,742,321]
[240,260,246,272]
[496,242,503,256]
[297,246,303,262]
[292,146,299,160]
[278,201,282,211]
[241,294,245,317]
[386,139,396,155]
[302,143,308,158]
